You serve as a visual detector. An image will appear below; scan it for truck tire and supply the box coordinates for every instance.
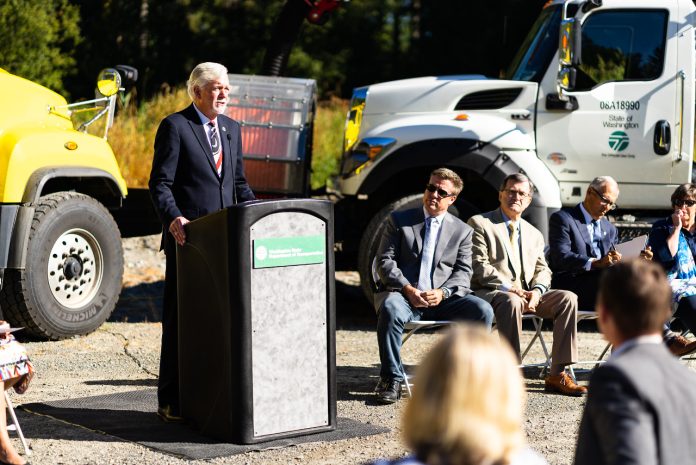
[357,194,481,302]
[0,192,123,340]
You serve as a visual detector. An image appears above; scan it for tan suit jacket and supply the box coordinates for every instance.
[467,208,551,303]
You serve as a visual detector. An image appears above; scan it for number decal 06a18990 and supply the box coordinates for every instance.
[599,100,641,110]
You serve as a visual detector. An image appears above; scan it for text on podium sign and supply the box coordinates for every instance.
[253,235,325,268]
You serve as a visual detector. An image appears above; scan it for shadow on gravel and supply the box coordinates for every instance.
[337,365,381,403]
[111,282,164,323]
[84,378,157,387]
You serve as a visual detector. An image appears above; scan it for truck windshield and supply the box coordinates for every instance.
[506,5,562,82]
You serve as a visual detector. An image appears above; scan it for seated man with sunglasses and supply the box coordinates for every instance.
[373,168,494,404]
[547,176,625,311]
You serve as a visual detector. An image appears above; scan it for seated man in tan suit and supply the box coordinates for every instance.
[468,173,585,396]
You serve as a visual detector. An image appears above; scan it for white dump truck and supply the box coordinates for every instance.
[335,0,696,296]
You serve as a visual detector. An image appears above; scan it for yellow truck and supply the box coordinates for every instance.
[0,67,135,339]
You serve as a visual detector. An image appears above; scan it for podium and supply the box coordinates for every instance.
[176,199,336,443]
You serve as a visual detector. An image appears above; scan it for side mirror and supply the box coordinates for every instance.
[96,68,122,97]
[557,67,577,93]
[556,17,581,99]
[559,18,581,67]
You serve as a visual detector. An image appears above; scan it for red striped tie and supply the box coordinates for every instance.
[209,122,223,175]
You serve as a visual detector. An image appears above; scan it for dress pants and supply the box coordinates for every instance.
[674,295,696,334]
[551,271,601,311]
[377,292,494,382]
[158,236,179,409]
[491,289,578,366]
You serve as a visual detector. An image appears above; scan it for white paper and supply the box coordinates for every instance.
[613,234,648,258]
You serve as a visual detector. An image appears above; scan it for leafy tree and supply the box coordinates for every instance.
[0,0,81,96]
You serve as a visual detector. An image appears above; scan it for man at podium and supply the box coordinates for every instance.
[149,62,255,422]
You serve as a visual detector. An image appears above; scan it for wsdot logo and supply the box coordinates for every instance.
[255,245,268,261]
[608,131,629,152]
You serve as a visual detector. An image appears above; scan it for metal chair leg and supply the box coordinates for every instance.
[5,392,31,456]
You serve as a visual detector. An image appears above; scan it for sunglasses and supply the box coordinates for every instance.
[425,184,456,198]
[674,199,696,208]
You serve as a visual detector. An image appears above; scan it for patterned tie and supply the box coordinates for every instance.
[508,222,522,287]
[591,220,603,258]
[209,122,223,176]
[417,217,439,291]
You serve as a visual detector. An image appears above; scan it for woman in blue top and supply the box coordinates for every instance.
[647,183,696,349]
[367,324,546,465]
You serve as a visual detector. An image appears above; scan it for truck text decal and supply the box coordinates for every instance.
[599,100,641,111]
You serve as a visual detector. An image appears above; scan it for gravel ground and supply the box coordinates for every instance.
[10,234,696,465]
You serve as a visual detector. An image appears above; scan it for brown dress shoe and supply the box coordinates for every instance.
[544,372,588,397]
[667,335,696,357]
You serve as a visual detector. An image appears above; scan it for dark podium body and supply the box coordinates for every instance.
[177,199,336,444]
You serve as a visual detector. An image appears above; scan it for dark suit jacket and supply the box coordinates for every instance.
[149,104,255,246]
[548,205,618,276]
[374,208,474,310]
[575,342,696,465]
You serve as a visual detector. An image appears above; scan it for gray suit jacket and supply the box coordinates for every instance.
[574,342,696,465]
[374,208,474,311]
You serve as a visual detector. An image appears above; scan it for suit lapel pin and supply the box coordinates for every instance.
[222,126,227,132]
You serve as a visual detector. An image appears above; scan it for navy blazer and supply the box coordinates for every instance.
[149,104,255,246]
[548,205,618,275]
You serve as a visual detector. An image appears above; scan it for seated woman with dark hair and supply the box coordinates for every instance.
[367,324,546,465]
[648,183,696,356]
[0,321,33,465]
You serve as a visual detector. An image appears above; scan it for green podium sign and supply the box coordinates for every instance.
[253,235,325,268]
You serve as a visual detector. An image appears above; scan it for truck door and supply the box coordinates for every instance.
[536,4,689,208]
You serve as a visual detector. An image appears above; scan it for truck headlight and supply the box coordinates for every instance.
[341,137,396,176]
[343,87,368,153]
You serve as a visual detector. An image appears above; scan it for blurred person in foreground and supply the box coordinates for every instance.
[0,321,33,465]
[149,62,255,422]
[647,182,696,355]
[574,259,696,465]
[368,324,547,465]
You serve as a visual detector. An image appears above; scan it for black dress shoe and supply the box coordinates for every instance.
[157,404,184,423]
[376,378,402,404]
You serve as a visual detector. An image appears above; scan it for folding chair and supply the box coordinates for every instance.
[5,392,31,456]
[519,313,551,370]
[568,310,611,381]
[400,320,453,397]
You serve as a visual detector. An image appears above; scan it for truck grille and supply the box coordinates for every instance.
[454,88,523,110]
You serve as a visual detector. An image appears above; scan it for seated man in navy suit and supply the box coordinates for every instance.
[548,176,622,311]
[548,177,694,356]
[373,168,494,404]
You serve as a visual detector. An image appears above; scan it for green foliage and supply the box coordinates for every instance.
[0,0,80,96]
[312,99,348,190]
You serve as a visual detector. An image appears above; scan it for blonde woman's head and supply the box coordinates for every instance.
[402,324,526,465]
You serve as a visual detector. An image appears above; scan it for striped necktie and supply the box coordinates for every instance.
[508,222,522,287]
[209,122,223,176]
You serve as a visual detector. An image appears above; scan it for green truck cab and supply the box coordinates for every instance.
[0,67,132,339]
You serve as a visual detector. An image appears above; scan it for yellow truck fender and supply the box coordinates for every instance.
[0,126,127,203]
